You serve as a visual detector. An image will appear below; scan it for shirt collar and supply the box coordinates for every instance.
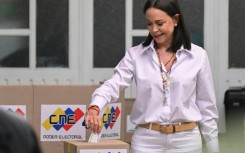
[142,40,193,57]
[176,45,193,58]
[142,40,155,53]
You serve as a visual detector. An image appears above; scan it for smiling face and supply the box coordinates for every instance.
[145,7,179,49]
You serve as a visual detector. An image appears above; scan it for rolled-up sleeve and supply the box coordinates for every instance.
[196,52,219,153]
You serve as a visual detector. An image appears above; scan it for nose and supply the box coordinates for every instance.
[152,25,159,32]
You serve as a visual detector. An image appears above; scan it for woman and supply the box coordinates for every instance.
[85,0,219,152]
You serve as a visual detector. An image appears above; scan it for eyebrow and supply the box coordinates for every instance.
[146,19,164,23]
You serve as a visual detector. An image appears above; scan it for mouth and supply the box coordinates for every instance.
[154,33,164,39]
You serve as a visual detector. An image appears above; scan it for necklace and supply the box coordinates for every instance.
[156,51,175,105]
[164,53,175,66]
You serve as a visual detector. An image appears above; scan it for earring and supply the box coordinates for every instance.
[175,23,177,27]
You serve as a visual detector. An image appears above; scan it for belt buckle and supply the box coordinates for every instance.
[160,125,165,133]
[160,124,175,133]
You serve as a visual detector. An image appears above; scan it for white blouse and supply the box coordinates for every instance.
[91,41,219,152]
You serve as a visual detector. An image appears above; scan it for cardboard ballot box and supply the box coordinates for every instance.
[64,140,130,153]
[33,85,97,153]
[33,85,125,153]
[0,85,33,125]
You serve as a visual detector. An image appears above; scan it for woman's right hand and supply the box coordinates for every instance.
[85,106,102,134]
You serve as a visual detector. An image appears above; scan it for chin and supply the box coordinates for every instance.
[155,39,164,44]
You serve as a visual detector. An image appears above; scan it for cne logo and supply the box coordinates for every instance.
[42,107,84,131]
[102,106,120,129]
[7,108,25,117]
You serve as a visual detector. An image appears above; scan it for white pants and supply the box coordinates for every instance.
[131,126,202,153]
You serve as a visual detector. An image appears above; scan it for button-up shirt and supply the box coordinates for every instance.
[91,41,219,152]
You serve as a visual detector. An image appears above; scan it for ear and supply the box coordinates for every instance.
[173,14,179,25]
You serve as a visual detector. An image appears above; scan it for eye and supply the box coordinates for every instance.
[146,22,152,26]
[157,23,163,26]
[156,21,164,26]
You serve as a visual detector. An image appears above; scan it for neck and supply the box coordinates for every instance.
[154,42,171,53]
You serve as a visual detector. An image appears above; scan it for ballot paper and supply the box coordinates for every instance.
[88,133,102,143]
